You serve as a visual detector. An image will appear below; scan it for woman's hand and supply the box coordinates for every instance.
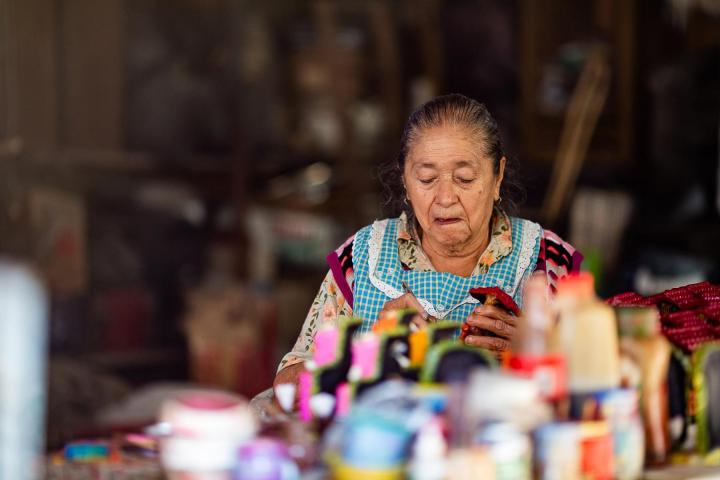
[462,304,517,353]
[378,293,431,329]
[272,362,305,410]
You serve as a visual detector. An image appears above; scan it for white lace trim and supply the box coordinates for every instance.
[367,218,403,299]
[511,220,542,297]
[367,219,478,319]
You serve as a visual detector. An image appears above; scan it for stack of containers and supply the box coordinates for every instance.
[152,272,711,479]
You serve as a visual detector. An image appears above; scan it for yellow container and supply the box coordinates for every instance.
[326,453,403,480]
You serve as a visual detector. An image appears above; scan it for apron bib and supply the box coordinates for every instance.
[352,217,542,333]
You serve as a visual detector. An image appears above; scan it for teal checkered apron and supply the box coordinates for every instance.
[352,217,542,333]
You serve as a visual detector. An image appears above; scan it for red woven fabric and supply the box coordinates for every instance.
[606,281,720,352]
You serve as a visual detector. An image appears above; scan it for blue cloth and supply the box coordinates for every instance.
[352,217,542,333]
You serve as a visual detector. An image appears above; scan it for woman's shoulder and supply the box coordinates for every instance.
[326,217,396,305]
[508,215,583,274]
[529,228,583,286]
[329,217,402,267]
[507,216,574,247]
[540,228,577,254]
[334,218,398,253]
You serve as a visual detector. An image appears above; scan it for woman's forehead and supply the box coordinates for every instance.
[408,125,487,160]
[406,128,490,169]
[412,159,478,170]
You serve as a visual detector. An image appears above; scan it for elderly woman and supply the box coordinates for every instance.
[275,94,582,388]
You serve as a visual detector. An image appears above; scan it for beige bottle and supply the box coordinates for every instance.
[552,272,621,393]
[616,306,671,466]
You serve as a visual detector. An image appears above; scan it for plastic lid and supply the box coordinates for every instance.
[556,272,595,300]
[237,438,289,460]
[579,421,609,438]
[160,390,257,440]
[159,391,258,472]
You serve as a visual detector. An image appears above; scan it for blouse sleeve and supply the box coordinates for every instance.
[535,229,584,295]
[277,252,355,373]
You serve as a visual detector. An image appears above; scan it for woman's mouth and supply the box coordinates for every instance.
[434,217,461,225]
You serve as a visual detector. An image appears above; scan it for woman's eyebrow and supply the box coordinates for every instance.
[453,160,476,169]
[413,162,438,169]
[412,160,476,170]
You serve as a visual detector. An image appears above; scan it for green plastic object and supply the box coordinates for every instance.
[427,320,462,344]
[581,247,603,291]
[420,340,497,384]
[667,347,692,451]
[615,306,661,338]
[692,342,720,454]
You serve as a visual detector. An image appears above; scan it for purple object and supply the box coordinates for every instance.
[234,438,298,480]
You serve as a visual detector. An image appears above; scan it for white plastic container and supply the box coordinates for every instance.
[159,391,258,480]
[0,261,48,480]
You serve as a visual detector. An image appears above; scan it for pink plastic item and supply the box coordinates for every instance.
[351,334,381,380]
[298,371,313,422]
[335,382,352,418]
[313,325,340,367]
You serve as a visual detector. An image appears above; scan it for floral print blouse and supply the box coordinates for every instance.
[278,210,582,371]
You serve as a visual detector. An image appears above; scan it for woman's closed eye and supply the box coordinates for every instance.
[418,177,436,185]
[456,176,475,184]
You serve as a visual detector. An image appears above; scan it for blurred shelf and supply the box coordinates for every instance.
[520,0,635,168]
[23,148,235,177]
[8,147,239,200]
[67,347,189,385]
[77,347,186,370]
[643,465,720,480]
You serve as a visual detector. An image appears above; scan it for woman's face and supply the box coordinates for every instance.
[403,125,505,252]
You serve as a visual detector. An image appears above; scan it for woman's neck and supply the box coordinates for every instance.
[419,229,489,277]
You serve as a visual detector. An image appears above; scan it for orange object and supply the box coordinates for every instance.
[579,422,614,480]
[372,316,399,334]
[409,330,429,367]
[556,272,595,301]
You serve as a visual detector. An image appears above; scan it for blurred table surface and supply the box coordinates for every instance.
[643,465,720,479]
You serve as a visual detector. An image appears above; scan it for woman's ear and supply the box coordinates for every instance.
[495,157,506,199]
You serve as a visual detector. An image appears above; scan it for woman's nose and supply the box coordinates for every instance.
[435,178,457,206]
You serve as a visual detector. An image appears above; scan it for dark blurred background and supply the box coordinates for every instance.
[0,0,718,446]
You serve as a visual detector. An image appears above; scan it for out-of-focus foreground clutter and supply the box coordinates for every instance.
[44,274,720,479]
[0,0,719,478]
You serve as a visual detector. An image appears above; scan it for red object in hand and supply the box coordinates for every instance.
[460,322,473,341]
[468,287,521,316]
[461,287,521,341]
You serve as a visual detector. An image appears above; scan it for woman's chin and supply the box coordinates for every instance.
[427,227,470,248]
